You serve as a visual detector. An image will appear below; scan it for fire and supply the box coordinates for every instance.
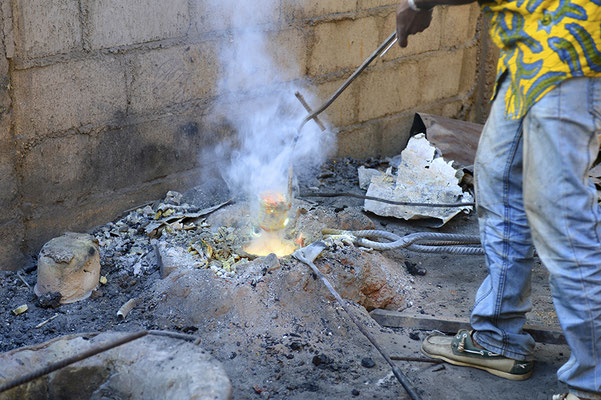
[256,191,291,232]
[244,231,297,257]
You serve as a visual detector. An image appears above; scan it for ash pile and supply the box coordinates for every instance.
[0,169,418,400]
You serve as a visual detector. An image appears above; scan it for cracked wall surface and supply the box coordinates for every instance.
[0,0,497,270]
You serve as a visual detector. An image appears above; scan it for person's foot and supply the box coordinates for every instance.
[421,329,533,381]
[552,394,592,400]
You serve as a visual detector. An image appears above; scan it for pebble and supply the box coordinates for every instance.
[352,389,360,396]
[37,292,62,308]
[361,357,375,368]
[409,331,421,341]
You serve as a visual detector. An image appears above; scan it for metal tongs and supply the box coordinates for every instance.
[294,31,398,141]
[289,32,398,202]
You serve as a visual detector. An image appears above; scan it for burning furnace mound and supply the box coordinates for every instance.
[143,196,414,337]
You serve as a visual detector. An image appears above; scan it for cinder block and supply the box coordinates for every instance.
[441,4,479,47]
[378,112,415,156]
[312,77,359,128]
[281,0,357,21]
[13,0,82,59]
[308,16,379,76]
[12,58,127,140]
[416,49,464,104]
[83,0,189,50]
[128,42,219,114]
[460,44,478,93]
[222,28,308,93]
[23,168,203,255]
[356,62,420,122]
[336,121,381,158]
[192,0,280,34]
[358,0,397,10]
[0,155,18,216]
[20,112,211,206]
[441,99,465,118]
[380,8,442,59]
[0,219,25,271]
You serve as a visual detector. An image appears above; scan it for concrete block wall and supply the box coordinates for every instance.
[0,0,496,269]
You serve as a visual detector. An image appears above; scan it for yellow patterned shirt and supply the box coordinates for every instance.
[479,0,601,118]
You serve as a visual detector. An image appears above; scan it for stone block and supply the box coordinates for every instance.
[416,49,464,104]
[192,0,280,34]
[35,232,100,304]
[20,112,211,207]
[83,0,189,50]
[0,219,25,271]
[377,112,415,156]
[308,16,379,76]
[0,155,18,215]
[441,4,479,48]
[13,0,82,59]
[222,28,308,93]
[336,121,381,158]
[358,0,397,10]
[460,44,478,93]
[22,168,203,254]
[0,332,232,400]
[313,77,359,128]
[281,0,357,21]
[128,42,219,113]
[356,62,420,122]
[380,8,442,59]
[12,58,127,140]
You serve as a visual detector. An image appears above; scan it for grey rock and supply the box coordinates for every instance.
[35,233,101,304]
[0,332,232,400]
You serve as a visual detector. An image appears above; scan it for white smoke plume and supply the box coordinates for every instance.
[199,0,335,200]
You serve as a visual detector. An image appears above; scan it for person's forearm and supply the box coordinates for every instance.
[414,0,475,9]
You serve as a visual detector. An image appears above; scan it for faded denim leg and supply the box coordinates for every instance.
[522,77,601,399]
[470,78,537,361]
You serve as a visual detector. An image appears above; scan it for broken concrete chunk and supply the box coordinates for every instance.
[0,332,232,400]
[357,166,382,190]
[364,134,473,226]
[35,233,101,304]
[164,190,183,206]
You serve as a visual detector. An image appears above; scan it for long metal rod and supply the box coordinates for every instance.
[294,247,422,400]
[295,31,397,142]
[300,191,475,208]
[0,330,148,394]
[0,329,205,394]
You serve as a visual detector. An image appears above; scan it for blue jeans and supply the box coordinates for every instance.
[471,76,601,399]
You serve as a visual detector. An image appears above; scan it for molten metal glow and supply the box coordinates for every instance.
[257,191,291,232]
[244,231,297,257]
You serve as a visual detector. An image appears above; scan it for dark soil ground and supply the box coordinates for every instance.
[0,158,568,399]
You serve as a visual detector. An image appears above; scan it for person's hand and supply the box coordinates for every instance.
[396,0,433,47]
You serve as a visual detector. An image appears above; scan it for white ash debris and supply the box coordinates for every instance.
[92,192,251,281]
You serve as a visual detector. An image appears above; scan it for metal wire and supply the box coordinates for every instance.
[324,229,484,255]
[299,191,475,208]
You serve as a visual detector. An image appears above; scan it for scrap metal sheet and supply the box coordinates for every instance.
[364,134,473,226]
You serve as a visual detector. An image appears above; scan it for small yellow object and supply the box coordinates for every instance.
[12,304,28,316]
[154,211,162,220]
[99,276,108,285]
[163,209,174,217]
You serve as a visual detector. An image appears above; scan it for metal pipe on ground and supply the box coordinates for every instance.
[293,242,423,400]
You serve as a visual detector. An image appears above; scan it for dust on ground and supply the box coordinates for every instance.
[0,158,568,400]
